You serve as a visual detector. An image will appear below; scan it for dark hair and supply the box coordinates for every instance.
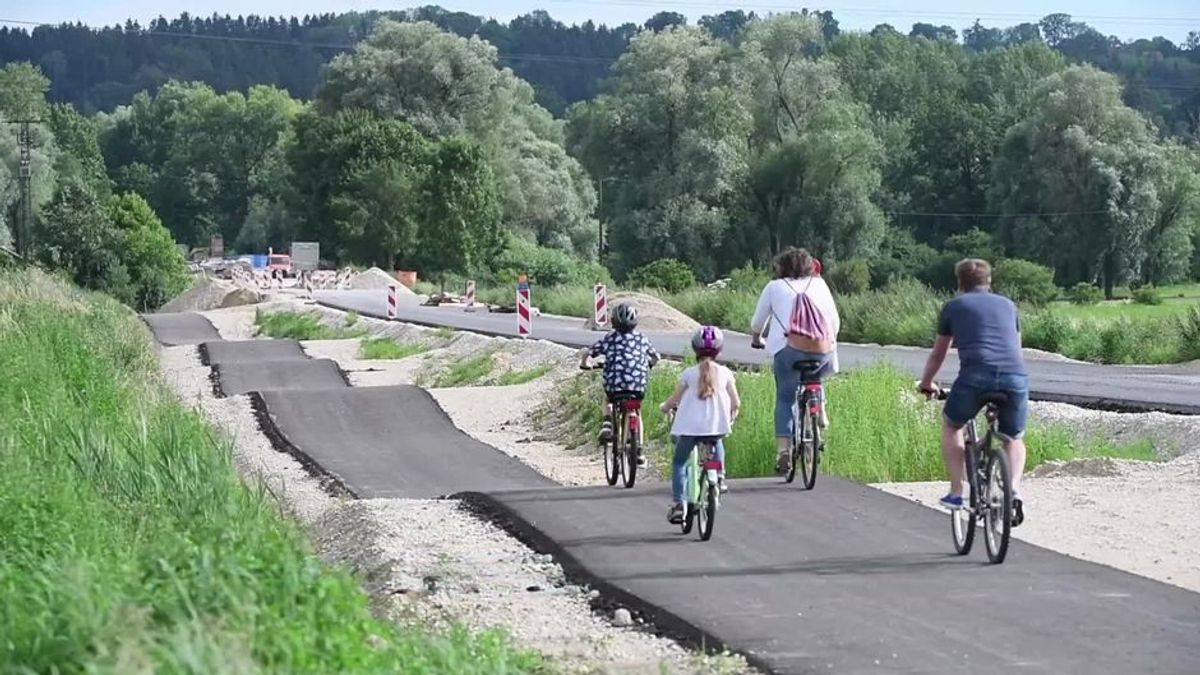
[774,247,815,279]
[955,258,992,291]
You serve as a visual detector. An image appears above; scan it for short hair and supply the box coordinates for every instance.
[955,258,992,291]
[774,247,815,279]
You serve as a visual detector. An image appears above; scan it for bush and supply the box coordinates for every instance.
[626,258,697,293]
[727,264,771,293]
[1178,306,1200,361]
[493,237,609,287]
[1131,285,1163,305]
[1022,312,1073,353]
[828,258,871,295]
[1067,282,1103,305]
[992,258,1058,306]
[837,277,942,347]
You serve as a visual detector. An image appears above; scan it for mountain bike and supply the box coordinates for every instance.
[581,363,642,488]
[929,387,1014,564]
[787,360,827,489]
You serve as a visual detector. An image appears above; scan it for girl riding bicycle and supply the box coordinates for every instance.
[659,326,740,525]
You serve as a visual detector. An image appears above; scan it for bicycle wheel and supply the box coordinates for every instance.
[623,432,639,489]
[785,403,803,484]
[681,453,697,535]
[952,441,977,555]
[983,450,1013,564]
[801,414,820,490]
[698,474,718,541]
[602,434,618,487]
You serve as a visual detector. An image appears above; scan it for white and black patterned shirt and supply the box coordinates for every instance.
[589,330,660,394]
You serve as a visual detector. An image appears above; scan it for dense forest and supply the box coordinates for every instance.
[2,8,1199,309]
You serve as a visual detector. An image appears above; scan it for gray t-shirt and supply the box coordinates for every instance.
[937,289,1026,374]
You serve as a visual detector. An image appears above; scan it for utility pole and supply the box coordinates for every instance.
[4,119,40,257]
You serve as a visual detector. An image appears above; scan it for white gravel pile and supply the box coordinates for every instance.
[161,277,261,313]
[350,267,416,293]
[1029,401,1200,460]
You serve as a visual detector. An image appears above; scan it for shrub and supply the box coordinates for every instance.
[1178,306,1200,361]
[837,277,942,346]
[492,238,610,287]
[1022,312,1072,353]
[626,258,697,293]
[828,258,871,295]
[727,264,771,293]
[992,258,1058,306]
[1131,285,1163,305]
[1098,321,1137,364]
[1067,282,1103,305]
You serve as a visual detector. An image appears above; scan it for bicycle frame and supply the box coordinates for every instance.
[963,405,999,508]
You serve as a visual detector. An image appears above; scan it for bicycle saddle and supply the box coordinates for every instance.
[979,392,1010,407]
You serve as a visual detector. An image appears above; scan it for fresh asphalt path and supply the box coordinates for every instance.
[142,312,221,345]
[213,359,348,397]
[257,385,554,498]
[466,480,1200,674]
[315,289,1200,415]
[145,311,1200,673]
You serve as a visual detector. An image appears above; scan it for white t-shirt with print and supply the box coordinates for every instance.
[670,363,735,437]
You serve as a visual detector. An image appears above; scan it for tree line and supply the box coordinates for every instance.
[2,12,1199,309]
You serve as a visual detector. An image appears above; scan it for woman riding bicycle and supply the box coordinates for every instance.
[749,247,841,474]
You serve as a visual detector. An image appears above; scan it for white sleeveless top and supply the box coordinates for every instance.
[670,363,734,437]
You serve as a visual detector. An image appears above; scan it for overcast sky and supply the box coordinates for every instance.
[14,1,1200,43]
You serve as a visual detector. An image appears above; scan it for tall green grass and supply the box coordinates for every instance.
[571,361,1155,482]
[254,309,365,340]
[0,271,543,673]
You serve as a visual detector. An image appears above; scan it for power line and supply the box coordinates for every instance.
[887,209,1109,218]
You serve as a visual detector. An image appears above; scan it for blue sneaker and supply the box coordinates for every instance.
[939,493,965,510]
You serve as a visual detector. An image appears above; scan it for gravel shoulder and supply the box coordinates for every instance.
[164,302,748,674]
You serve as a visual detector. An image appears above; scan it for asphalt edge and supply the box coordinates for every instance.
[454,490,775,674]
[248,391,358,499]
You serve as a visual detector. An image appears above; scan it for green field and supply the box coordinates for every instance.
[1049,283,1200,321]
[0,271,542,673]
[565,362,1156,484]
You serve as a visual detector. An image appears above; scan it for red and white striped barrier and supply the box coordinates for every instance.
[517,275,532,338]
[387,284,398,319]
[303,271,313,298]
[465,279,477,313]
[338,269,352,289]
[593,283,608,330]
[257,271,271,291]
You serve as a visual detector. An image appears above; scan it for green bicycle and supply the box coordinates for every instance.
[679,437,722,541]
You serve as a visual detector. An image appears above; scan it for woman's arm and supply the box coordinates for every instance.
[750,280,773,337]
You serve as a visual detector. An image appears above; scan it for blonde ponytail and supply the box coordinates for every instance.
[697,358,717,400]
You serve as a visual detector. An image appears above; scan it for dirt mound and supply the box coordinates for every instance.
[161,277,261,313]
[350,267,416,293]
[585,291,699,333]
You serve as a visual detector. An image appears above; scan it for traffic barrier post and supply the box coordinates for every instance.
[387,284,398,320]
[593,283,609,330]
[517,274,531,338]
[303,271,313,298]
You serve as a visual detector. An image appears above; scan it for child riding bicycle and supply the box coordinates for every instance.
[580,303,660,466]
[659,326,740,525]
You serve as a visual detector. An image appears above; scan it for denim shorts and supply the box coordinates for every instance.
[944,368,1029,440]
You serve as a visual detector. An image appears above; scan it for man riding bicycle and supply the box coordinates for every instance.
[918,258,1027,525]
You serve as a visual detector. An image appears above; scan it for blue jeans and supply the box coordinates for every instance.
[944,368,1029,439]
[773,347,832,437]
[671,436,725,503]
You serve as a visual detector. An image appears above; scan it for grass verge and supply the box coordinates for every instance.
[0,270,544,673]
[254,309,366,340]
[360,336,429,360]
[497,364,553,386]
[565,361,1156,482]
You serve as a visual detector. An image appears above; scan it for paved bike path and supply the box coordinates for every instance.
[214,359,348,396]
[142,312,222,345]
[315,289,1200,415]
[465,480,1200,674]
[256,385,555,498]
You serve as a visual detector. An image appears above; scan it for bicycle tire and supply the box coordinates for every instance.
[623,432,638,488]
[698,475,717,541]
[602,434,618,487]
[785,403,802,484]
[802,414,820,490]
[681,452,697,535]
[952,434,978,555]
[983,450,1013,564]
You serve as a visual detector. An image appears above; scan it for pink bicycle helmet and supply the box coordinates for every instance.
[691,325,724,358]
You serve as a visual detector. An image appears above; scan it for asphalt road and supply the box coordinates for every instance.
[256,385,555,498]
[465,481,1200,674]
[143,310,1200,673]
[142,312,221,345]
[315,289,1200,415]
[213,358,348,396]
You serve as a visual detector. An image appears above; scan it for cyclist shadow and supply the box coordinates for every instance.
[609,552,971,582]
[559,532,690,548]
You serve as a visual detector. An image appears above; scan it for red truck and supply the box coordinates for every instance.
[267,253,293,278]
